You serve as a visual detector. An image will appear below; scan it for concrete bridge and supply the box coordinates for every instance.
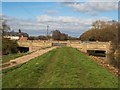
[17,40,52,52]
[17,40,112,54]
[69,41,112,54]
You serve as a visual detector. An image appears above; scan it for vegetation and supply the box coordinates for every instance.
[80,20,118,42]
[52,30,68,40]
[28,35,79,41]
[2,52,30,63]
[79,20,119,68]
[28,30,76,41]
[68,36,79,40]
[2,47,118,88]
[0,20,10,36]
[28,35,50,40]
[2,38,18,55]
[1,20,19,55]
[79,20,119,52]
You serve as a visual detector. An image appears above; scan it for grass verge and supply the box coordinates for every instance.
[2,52,30,63]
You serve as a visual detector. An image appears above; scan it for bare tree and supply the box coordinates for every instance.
[0,20,10,36]
[92,20,106,30]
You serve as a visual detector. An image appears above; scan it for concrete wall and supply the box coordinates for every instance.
[70,41,111,54]
[17,40,111,53]
[17,40,52,52]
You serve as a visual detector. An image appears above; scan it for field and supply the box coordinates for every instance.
[2,47,118,88]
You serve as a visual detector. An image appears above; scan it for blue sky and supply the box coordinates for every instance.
[1,1,118,37]
[2,2,92,19]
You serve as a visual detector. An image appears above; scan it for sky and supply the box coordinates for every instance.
[1,0,119,37]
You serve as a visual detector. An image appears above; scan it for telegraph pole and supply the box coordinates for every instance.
[46,25,49,36]
[46,25,49,40]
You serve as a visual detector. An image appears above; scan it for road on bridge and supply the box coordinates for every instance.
[2,47,118,88]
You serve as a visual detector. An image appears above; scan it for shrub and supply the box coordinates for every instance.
[2,38,18,55]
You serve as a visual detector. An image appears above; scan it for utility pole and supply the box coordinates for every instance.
[46,25,49,36]
[46,25,49,40]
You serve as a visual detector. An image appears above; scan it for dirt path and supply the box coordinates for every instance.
[1,47,57,70]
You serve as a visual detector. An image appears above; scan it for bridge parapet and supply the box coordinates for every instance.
[17,41,31,47]
[17,40,112,53]
[17,40,52,52]
[71,41,111,54]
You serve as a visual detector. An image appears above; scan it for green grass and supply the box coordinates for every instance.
[2,52,30,63]
[2,47,119,88]
[2,47,51,63]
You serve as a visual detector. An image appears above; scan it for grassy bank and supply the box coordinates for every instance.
[2,47,118,88]
[2,52,30,63]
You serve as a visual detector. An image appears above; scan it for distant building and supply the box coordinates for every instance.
[4,29,29,41]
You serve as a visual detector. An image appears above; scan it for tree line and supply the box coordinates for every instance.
[28,30,79,40]
[79,20,118,43]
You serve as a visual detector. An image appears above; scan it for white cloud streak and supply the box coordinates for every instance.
[65,2,118,16]
[36,14,112,36]
[1,14,113,37]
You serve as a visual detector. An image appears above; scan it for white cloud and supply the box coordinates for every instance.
[1,14,112,37]
[37,15,56,22]
[86,0,119,2]
[1,15,45,30]
[36,14,111,35]
[65,2,118,16]
[58,16,80,23]
[37,15,80,23]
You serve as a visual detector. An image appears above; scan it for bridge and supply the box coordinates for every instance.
[17,40,52,52]
[70,41,112,54]
[17,40,112,54]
